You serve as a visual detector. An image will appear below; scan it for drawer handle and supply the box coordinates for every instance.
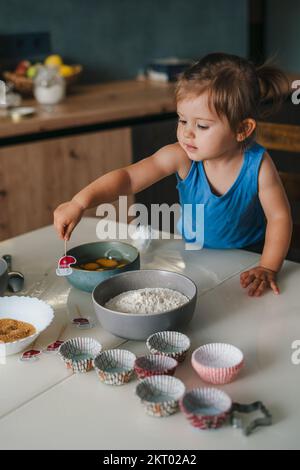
[69,150,80,160]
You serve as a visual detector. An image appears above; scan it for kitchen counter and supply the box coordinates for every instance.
[0,218,300,450]
[1,73,299,141]
[0,80,176,140]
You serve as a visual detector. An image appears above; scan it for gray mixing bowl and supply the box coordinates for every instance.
[0,258,8,296]
[92,269,197,340]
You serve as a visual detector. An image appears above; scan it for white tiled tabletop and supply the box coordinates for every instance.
[1,218,299,449]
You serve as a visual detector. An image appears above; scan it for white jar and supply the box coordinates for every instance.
[34,66,65,105]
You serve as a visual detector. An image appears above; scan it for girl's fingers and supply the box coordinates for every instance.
[53,214,67,240]
[64,222,75,241]
[54,221,65,240]
[59,223,67,240]
[254,280,267,297]
[240,273,249,286]
[248,278,261,296]
[270,280,280,295]
[242,273,255,288]
[240,271,249,282]
[60,224,66,240]
[240,268,279,296]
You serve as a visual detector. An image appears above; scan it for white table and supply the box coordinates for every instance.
[0,218,299,450]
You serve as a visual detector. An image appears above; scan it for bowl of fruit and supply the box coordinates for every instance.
[3,54,82,97]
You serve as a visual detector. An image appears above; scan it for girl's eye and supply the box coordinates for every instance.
[178,118,187,124]
[197,124,209,130]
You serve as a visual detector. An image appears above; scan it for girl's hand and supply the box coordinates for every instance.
[53,199,84,241]
[240,266,280,297]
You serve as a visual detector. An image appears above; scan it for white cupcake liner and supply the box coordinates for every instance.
[135,375,185,417]
[180,387,232,429]
[58,337,102,373]
[146,331,191,362]
[94,349,136,385]
[191,343,244,384]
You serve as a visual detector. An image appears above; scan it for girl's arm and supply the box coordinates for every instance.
[54,143,189,240]
[240,152,293,296]
[259,153,293,272]
[73,143,186,208]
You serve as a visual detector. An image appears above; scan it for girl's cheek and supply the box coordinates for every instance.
[176,128,183,142]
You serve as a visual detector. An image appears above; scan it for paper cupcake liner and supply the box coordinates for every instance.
[191,343,244,384]
[192,362,244,385]
[146,331,191,363]
[58,337,102,373]
[136,375,185,417]
[134,354,178,380]
[94,349,136,385]
[180,387,232,429]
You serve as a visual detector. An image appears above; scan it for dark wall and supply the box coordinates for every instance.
[266,0,300,73]
[0,0,248,82]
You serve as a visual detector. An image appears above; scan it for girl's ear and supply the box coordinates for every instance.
[236,119,256,142]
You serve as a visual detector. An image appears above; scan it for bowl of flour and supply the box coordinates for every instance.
[92,269,197,340]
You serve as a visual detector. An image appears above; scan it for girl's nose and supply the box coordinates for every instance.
[183,125,195,138]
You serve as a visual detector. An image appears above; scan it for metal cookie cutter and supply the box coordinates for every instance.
[230,401,272,436]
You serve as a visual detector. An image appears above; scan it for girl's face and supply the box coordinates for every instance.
[177,92,239,161]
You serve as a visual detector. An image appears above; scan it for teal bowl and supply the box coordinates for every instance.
[66,241,140,293]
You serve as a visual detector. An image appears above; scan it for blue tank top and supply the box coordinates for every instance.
[176,142,266,249]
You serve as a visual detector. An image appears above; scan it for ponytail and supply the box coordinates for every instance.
[256,61,289,117]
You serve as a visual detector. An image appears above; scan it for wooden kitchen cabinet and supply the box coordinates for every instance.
[0,127,132,240]
[131,117,179,232]
[0,80,178,241]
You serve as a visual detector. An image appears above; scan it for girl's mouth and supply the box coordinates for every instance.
[185,143,198,152]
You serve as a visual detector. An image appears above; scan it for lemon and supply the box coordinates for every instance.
[45,54,63,68]
[59,65,74,77]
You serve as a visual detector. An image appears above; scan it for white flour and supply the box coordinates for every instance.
[105,287,189,314]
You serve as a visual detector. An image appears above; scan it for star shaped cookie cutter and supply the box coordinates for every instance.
[230,401,272,436]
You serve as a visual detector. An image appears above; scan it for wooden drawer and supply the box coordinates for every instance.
[0,127,132,241]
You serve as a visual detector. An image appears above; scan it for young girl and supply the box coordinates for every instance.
[54,53,293,297]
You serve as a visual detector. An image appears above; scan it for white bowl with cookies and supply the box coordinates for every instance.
[0,296,54,356]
